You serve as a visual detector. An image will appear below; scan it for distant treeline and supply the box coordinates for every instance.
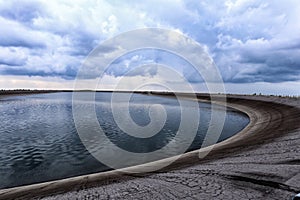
[0,89,71,95]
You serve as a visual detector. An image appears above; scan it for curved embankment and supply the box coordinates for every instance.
[0,95,299,200]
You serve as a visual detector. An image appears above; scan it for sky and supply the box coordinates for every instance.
[0,0,299,95]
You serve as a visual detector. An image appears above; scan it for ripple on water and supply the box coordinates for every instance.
[0,92,249,189]
[10,146,45,171]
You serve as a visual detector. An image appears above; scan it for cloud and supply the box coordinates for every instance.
[209,0,300,83]
[0,17,47,48]
[89,46,205,84]
[0,0,160,79]
[0,0,299,93]
[0,47,27,66]
[0,0,44,24]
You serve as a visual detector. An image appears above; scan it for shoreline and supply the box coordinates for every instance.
[0,94,299,199]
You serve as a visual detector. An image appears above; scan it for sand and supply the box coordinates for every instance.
[0,94,299,200]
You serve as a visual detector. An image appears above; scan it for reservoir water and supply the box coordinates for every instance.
[0,92,249,189]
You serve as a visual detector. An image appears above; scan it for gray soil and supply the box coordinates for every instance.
[0,94,299,200]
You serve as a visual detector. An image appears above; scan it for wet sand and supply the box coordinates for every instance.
[0,94,299,200]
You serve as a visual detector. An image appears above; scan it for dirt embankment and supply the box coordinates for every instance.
[0,95,299,200]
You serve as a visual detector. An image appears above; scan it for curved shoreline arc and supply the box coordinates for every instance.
[0,95,278,200]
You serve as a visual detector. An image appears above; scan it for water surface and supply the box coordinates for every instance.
[0,92,249,188]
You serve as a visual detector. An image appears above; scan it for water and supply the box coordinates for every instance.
[0,92,249,189]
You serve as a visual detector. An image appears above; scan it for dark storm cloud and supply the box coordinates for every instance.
[0,1,44,24]
[0,38,46,49]
[230,45,300,83]
[0,59,25,66]
[1,65,77,80]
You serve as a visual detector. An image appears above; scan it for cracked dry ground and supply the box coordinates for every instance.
[42,129,300,200]
[41,96,300,200]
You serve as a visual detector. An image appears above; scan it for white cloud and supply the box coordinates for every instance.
[0,46,27,66]
[0,0,159,78]
[0,0,299,94]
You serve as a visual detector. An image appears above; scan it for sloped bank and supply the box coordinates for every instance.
[0,95,299,200]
